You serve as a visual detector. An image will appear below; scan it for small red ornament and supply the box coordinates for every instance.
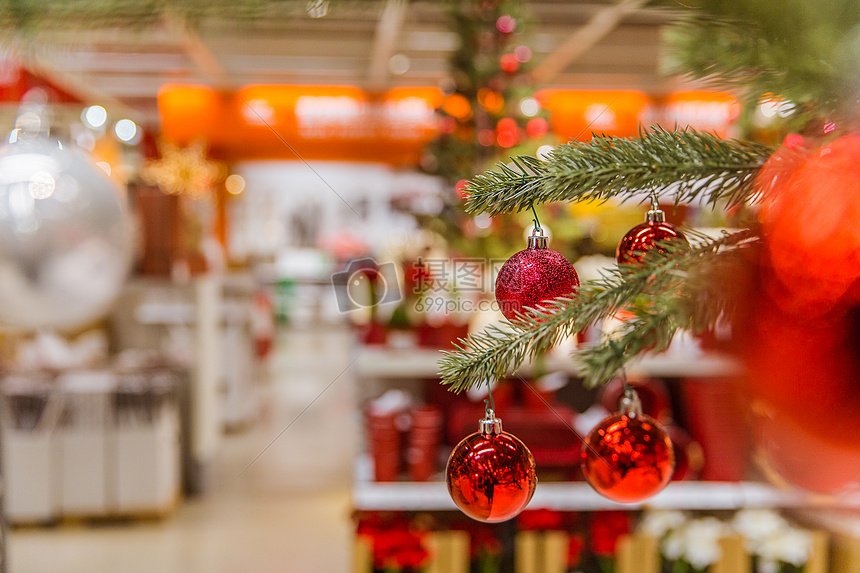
[581,389,674,503]
[495,227,579,322]
[616,208,688,265]
[446,410,537,522]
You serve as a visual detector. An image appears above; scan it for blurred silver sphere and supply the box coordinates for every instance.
[0,136,133,331]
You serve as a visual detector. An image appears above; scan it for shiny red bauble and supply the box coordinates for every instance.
[581,411,674,503]
[616,209,688,265]
[495,228,578,322]
[446,415,537,522]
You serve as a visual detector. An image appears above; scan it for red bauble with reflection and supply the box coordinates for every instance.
[446,412,537,522]
[495,228,578,322]
[616,209,688,265]
[581,391,674,503]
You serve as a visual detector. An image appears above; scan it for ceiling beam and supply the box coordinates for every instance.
[21,52,144,123]
[531,0,648,85]
[164,12,232,90]
[367,0,407,90]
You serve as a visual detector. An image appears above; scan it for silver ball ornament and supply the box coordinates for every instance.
[0,136,133,331]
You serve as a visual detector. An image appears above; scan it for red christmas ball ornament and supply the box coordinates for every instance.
[495,227,579,322]
[616,208,688,265]
[581,389,674,503]
[446,411,537,522]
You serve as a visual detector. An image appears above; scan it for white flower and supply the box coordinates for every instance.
[685,535,722,570]
[682,518,727,569]
[757,527,812,567]
[685,517,727,540]
[662,531,685,561]
[661,517,725,568]
[639,510,688,538]
[732,509,789,545]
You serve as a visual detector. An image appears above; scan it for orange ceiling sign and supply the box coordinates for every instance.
[655,91,740,138]
[537,89,739,141]
[537,90,651,141]
[158,85,444,164]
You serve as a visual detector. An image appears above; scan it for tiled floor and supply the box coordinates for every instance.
[8,325,359,573]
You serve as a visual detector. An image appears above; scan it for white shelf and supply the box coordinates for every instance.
[353,480,860,512]
[355,347,743,379]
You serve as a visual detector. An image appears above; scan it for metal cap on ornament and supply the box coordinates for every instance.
[646,209,665,223]
[526,226,548,249]
[478,409,503,435]
[619,387,644,418]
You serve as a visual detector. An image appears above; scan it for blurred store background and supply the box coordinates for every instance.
[0,1,852,573]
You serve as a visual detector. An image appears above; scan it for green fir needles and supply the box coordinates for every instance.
[463,128,772,216]
[437,229,759,391]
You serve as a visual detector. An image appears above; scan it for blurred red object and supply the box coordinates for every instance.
[448,405,581,477]
[599,377,673,422]
[589,512,632,557]
[739,134,860,493]
[760,134,860,315]
[449,521,502,559]
[665,424,704,481]
[367,411,401,481]
[359,321,388,345]
[516,508,566,531]
[416,321,469,348]
[568,534,586,569]
[681,378,749,481]
[407,405,442,481]
[743,297,860,493]
[522,382,560,411]
[373,529,429,571]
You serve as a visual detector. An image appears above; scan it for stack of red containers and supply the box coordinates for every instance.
[406,405,443,481]
[368,410,402,481]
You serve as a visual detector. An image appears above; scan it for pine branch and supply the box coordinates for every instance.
[664,1,860,116]
[574,228,760,386]
[437,228,758,392]
[577,307,678,388]
[463,127,773,217]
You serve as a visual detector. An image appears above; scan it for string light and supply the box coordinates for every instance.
[141,141,224,197]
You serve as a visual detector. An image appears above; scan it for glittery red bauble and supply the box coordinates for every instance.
[616,220,688,265]
[495,246,578,322]
[446,430,537,522]
[581,413,674,503]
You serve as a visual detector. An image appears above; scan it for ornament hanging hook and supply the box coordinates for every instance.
[609,339,632,394]
[483,379,496,417]
[609,340,642,417]
[480,380,502,434]
[529,200,541,233]
[649,190,659,212]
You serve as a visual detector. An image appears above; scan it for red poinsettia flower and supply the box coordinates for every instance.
[568,534,586,568]
[590,511,632,557]
[373,529,429,571]
[450,521,501,558]
[516,508,566,531]
[471,527,502,558]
